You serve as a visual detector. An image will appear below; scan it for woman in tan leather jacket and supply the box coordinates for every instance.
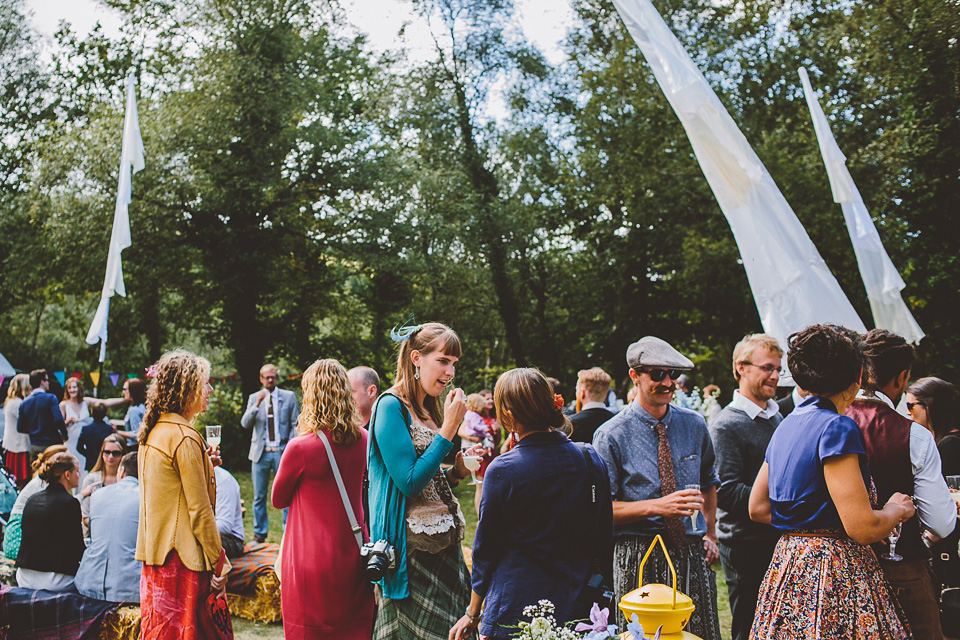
[136,349,230,639]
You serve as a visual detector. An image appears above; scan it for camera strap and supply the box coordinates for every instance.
[317,430,364,551]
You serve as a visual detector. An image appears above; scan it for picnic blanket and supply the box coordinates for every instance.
[226,541,279,594]
[0,585,118,640]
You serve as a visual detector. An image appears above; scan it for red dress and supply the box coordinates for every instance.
[272,430,375,639]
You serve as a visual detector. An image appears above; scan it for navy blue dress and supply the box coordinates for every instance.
[471,430,613,638]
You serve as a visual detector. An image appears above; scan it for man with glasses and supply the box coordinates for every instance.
[593,336,722,640]
[708,334,784,640]
[241,363,300,543]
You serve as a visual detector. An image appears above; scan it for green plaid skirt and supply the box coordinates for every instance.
[374,544,471,640]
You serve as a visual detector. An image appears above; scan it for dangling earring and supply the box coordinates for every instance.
[414,366,420,380]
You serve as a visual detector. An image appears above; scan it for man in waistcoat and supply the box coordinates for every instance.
[709,334,784,640]
[593,336,722,639]
[241,364,300,543]
[847,329,957,640]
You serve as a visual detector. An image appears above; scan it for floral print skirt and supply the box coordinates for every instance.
[750,533,910,639]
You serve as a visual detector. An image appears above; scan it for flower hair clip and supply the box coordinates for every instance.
[145,364,158,379]
[390,314,423,342]
[554,394,565,410]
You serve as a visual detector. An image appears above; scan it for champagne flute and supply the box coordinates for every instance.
[463,454,481,485]
[205,424,222,449]
[883,522,903,561]
[685,483,701,529]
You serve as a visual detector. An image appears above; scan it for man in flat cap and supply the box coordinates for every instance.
[593,336,722,639]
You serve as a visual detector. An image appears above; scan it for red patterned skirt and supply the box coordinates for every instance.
[141,550,212,639]
[750,532,910,639]
[4,451,30,484]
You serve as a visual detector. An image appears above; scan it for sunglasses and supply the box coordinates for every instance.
[103,450,123,457]
[637,368,683,382]
[906,402,923,411]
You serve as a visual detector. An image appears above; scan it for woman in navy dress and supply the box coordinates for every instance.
[449,368,613,640]
[748,324,914,639]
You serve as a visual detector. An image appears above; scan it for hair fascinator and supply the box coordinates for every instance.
[390,315,423,342]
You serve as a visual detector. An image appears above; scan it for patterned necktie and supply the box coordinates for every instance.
[267,394,276,441]
[655,421,686,548]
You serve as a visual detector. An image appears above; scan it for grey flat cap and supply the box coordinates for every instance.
[626,336,694,370]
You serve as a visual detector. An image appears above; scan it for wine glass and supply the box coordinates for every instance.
[685,483,701,529]
[883,522,903,561]
[205,425,222,449]
[463,454,482,485]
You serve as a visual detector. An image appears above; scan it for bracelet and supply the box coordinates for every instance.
[447,466,465,482]
[465,609,480,623]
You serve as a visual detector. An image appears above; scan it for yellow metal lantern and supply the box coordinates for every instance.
[617,535,702,640]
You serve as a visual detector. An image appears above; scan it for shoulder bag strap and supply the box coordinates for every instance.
[575,442,603,556]
[317,430,364,550]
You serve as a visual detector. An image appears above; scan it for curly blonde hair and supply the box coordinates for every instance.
[139,349,211,445]
[298,359,362,446]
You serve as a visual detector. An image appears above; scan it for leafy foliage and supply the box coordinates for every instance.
[0,0,956,405]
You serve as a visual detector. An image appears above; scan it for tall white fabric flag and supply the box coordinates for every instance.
[798,68,924,344]
[610,0,866,352]
[86,72,146,362]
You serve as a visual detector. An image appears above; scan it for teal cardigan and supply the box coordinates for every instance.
[367,393,454,599]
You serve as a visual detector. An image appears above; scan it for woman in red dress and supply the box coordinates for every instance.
[272,358,375,639]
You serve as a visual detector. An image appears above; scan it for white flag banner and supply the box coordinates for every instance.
[86,72,146,362]
[799,68,924,344]
[610,0,866,353]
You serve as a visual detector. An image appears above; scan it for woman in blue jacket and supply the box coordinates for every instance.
[450,368,614,640]
[368,322,472,640]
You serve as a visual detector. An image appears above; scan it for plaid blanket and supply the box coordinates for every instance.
[226,542,280,594]
[0,585,118,640]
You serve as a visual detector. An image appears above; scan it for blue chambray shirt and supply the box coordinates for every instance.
[593,402,719,538]
[75,476,142,603]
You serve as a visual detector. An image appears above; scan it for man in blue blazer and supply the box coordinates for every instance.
[241,364,300,542]
[18,369,68,461]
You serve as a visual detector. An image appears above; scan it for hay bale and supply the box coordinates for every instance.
[97,605,140,640]
[228,571,282,624]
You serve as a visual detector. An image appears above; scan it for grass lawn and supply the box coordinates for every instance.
[229,470,733,639]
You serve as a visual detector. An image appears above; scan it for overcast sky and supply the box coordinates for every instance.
[24,0,575,65]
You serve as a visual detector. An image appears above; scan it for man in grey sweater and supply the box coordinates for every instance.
[708,334,784,640]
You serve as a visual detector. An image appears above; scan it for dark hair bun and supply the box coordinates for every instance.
[787,324,863,397]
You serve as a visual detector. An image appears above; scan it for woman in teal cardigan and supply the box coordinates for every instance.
[368,321,472,640]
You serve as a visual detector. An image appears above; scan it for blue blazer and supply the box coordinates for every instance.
[240,388,299,462]
[17,390,67,447]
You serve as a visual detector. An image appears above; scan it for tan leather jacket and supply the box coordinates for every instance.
[135,413,231,575]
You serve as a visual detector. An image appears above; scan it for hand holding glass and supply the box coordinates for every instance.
[685,483,701,528]
[463,454,482,485]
